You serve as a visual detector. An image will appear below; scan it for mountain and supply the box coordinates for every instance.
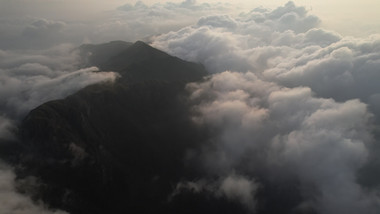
[79,40,206,82]
[79,40,133,68]
[18,82,205,213]
[12,41,246,213]
[3,41,307,214]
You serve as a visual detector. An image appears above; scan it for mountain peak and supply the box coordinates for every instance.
[86,40,207,82]
[15,42,210,213]
[133,40,151,47]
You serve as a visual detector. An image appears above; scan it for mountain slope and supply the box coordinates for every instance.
[14,41,214,213]
[9,41,304,214]
[19,82,206,213]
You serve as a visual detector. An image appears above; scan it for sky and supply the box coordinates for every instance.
[1,0,380,213]
[0,0,379,36]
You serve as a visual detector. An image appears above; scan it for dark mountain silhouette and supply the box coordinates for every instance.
[79,40,133,68]
[7,41,308,214]
[80,40,206,82]
[11,41,249,214]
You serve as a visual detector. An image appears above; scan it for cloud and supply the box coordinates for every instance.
[0,44,117,214]
[0,116,15,141]
[150,4,380,212]
[186,71,379,213]
[172,173,258,211]
[21,19,66,47]
[0,1,379,213]
[0,0,240,50]
[263,36,380,102]
[0,18,70,50]
[152,3,380,107]
[219,174,258,210]
[151,2,322,73]
[0,162,68,214]
[0,46,118,120]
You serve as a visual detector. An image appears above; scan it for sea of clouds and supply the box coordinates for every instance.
[0,1,380,213]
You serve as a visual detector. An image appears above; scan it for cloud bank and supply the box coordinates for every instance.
[0,45,118,121]
[0,0,380,213]
[185,71,378,213]
[0,0,239,50]
[150,1,380,213]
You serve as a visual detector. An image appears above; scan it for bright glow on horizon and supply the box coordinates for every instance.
[197,0,380,36]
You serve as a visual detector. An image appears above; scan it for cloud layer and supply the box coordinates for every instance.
[0,0,240,50]
[0,45,118,121]
[185,70,378,213]
[0,1,380,213]
[150,1,380,213]
[152,1,380,105]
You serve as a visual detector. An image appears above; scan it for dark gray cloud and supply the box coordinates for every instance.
[0,116,14,141]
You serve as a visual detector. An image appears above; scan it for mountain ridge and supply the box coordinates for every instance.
[12,41,216,214]
[80,40,207,83]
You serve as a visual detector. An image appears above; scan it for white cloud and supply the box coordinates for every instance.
[0,46,118,119]
[186,70,379,213]
[152,2,380,108]
[219,174,258,210]
[0,0,241,50]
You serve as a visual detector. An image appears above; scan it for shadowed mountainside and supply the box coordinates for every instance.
[9,41,308,214]
[12,41,249,213]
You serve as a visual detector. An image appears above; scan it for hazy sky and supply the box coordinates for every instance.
[0,0,379,36]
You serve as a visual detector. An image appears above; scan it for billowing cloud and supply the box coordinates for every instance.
[0,46,118,120]
[0,162,68,214]
[151,2,322,73]
[263,36,380,102]
[185,71,379,213]
[0,0,240,50]
[151,2,380,212]
[219,174,258,210]
[152,3,380,106]
[0,1,380,213]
